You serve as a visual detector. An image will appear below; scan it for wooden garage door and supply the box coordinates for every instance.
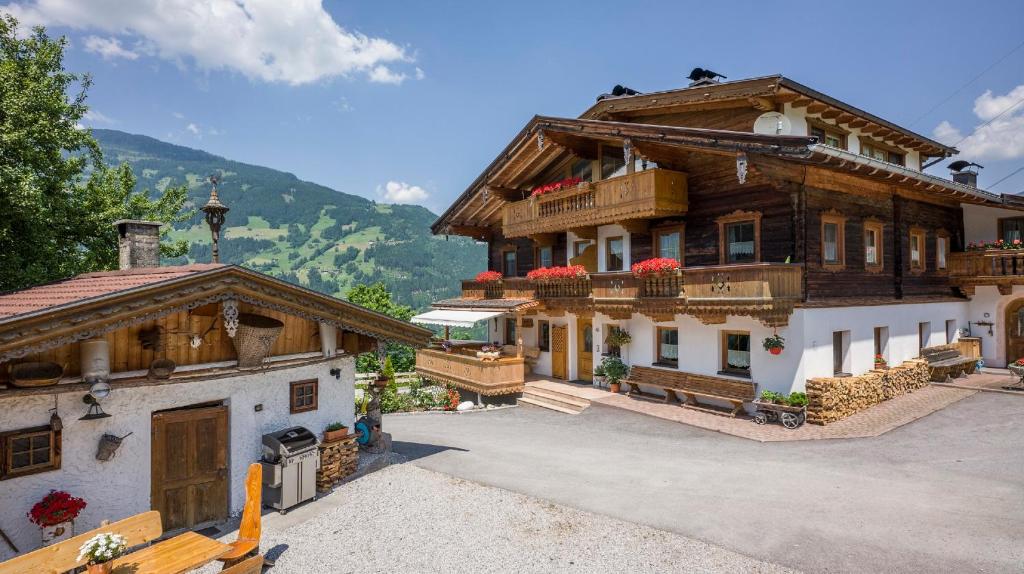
[151,405,229,532]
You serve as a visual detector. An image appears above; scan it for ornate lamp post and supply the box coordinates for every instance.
[201,175,229,263]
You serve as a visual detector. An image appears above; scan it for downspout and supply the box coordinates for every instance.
[893,192,904,300]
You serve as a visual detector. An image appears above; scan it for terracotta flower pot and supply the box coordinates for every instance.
[769,347,783,355]
[323,428,348,443]
[87,562,112,574]
[609,382,621,394]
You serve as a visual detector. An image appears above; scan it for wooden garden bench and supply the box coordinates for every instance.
[0,510,162,574]
[622,366,757,417]
[921,345,977,382]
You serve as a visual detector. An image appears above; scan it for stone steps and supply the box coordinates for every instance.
[518,386,590,414]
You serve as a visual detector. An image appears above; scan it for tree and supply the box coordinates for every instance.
[347,282,416,372]
[0,15,190,291]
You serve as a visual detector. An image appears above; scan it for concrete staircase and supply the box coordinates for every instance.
[519,385,591,414]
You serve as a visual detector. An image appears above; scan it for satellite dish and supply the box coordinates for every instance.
[753,112,792,136]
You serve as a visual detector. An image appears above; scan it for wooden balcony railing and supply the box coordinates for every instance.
[415,347,526,396]
[948,250,1024,294]
[501,169,688,238]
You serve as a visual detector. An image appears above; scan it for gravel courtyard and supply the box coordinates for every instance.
[202,463,793,573]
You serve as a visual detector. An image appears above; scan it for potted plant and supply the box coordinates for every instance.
[762,334,785,355]
[753,390,807,429]
[592,363,606,388]
[76,532,127,574]
[28,490,87,546]
[874,354,888,369]
[474,270,503,283]
[630,257,682,277]
[601,356,629,394]
[605,328,632,350]
[323,422,348,442]
[1010,358,1024,381]
[525,265,588,282]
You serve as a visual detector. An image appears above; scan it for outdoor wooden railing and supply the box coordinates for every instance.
[948,250,1024,278]
[501,169,688,238]
[683,263,804,303]
[415,347,526,396]
[535,277,591,299]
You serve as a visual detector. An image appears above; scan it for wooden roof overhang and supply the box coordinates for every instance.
[0,265,432,362]
[582,75,957,159]
[432,116,817,236]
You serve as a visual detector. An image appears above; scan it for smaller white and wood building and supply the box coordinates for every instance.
[0,221,430,557]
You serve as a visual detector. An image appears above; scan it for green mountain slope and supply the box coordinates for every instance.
[92,129,484,310]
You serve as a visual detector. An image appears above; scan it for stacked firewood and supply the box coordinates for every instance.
[317,434,358,491]
[806,359,929,425]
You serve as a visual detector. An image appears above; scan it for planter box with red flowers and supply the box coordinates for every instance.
[530,177,584,198]
[475,270,503,283]
[526,265,588,282]
[28,490,87,545]
[966,239,1024,250]
[631,257,682,277]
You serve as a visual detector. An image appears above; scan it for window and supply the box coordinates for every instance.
[571,157,593,182]
[605,324,622,357]
[861,141,904,166]
[809,123,846,149]
[909,228,926,272]
[919,322,931,351]
[573,240,593,258]
[538,320,550,352]
[821,211,846,270]
[946,320,957,344]
[503,250,517,276]
[606,236,624,271]
[1,426,60,479]
[656,327,679,366]
[833,331,851,376]
[290,380,318,413]
[874,326,889,364]
[504,318,517,346]
[999,217,1024,243]
[536,246,553,269]
[717,211,761,264]
[864,220,883,272]
[721,331,751,376]
[654,226,683,263]
[936,231,949,270]
[600,145,626,180]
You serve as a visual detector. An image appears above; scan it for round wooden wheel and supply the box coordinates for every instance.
[781,412,801,429]
[754,412,768,425]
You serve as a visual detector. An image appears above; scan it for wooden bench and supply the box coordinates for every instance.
[0,510,162,574]
[921,344,977,382]
[622,365,757,417]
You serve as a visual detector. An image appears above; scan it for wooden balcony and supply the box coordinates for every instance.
[415,347,526,396]
[949,250,1024,295]
[501,169,688,238]
[458,263,803,326]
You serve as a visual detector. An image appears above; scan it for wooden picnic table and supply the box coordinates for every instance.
[110,531,230,574]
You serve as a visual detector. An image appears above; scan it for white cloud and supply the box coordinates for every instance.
[934,84,1024,161]
[172,111,185,119]
[82,109,115,124]
[186,123,200,135]
[414,67,425,80]
[368,65,406,85]
[83,35,137,60]
[378,181,429,204]
[7,0,419,86]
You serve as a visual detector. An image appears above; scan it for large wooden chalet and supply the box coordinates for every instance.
[415,71,1024,403]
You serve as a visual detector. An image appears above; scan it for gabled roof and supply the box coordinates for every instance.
[0,264,433,361]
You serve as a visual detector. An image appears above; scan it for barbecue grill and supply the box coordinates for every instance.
[261,426,319,513]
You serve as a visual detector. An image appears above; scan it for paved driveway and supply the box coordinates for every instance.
[387,393,1024,574]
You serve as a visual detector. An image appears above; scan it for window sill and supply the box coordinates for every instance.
[864,264,883,274]
[717,370,751,379]
[833,372,852,378]
[652,361,678,369]
[822,262,845,272]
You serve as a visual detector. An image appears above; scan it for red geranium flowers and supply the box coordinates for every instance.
[631,258,682,276]
[526,265,588,281]
[28,490,87,527]
[530,177,583,197]
[475,270,503,283]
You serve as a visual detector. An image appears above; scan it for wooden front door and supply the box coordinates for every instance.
[551,325,568,380]
[1006,299,1024,364]
[576,319,593,382]
[151,404,229,532]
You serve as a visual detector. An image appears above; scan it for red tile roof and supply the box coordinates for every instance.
[0,264,225,319]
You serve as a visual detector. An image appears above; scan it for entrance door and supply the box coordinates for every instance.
[551,325,568,380]
[576,319,593,382]
[1007,299,1024,363]
[151,404,229,532]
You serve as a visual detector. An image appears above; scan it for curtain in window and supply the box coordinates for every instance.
[865,230,877,264]
[824,223,838,262]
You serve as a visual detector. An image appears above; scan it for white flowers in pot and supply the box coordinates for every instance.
[77,532,127,570]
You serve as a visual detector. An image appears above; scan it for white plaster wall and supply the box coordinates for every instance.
[962,203,1020,244]
[525,312,572,378]
[965,285,1024,367]
[596,224,630,272]
[0,356,354,558]
[783,103,922,170]
[798,301,968,379]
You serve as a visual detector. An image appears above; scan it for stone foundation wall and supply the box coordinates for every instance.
[806,359,930,425]
[317,434,358,491]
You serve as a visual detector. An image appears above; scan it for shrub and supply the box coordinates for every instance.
[787,392,808,407]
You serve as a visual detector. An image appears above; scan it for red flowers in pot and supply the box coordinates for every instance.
[530,177,583,197]
[475,270,503,283]
[28,490,87,527]
[631,257,682,277]
[526,265,588,281]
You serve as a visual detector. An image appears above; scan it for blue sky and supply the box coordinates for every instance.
[5,0,1024,214]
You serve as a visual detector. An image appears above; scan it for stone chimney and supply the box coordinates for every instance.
[949,160,983,188]
[114,220,162,270]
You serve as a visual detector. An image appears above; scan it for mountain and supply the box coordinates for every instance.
[92,129,484,310]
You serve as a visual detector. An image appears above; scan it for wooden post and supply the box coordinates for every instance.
[443,325,450,341]
[516,313,524,358]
